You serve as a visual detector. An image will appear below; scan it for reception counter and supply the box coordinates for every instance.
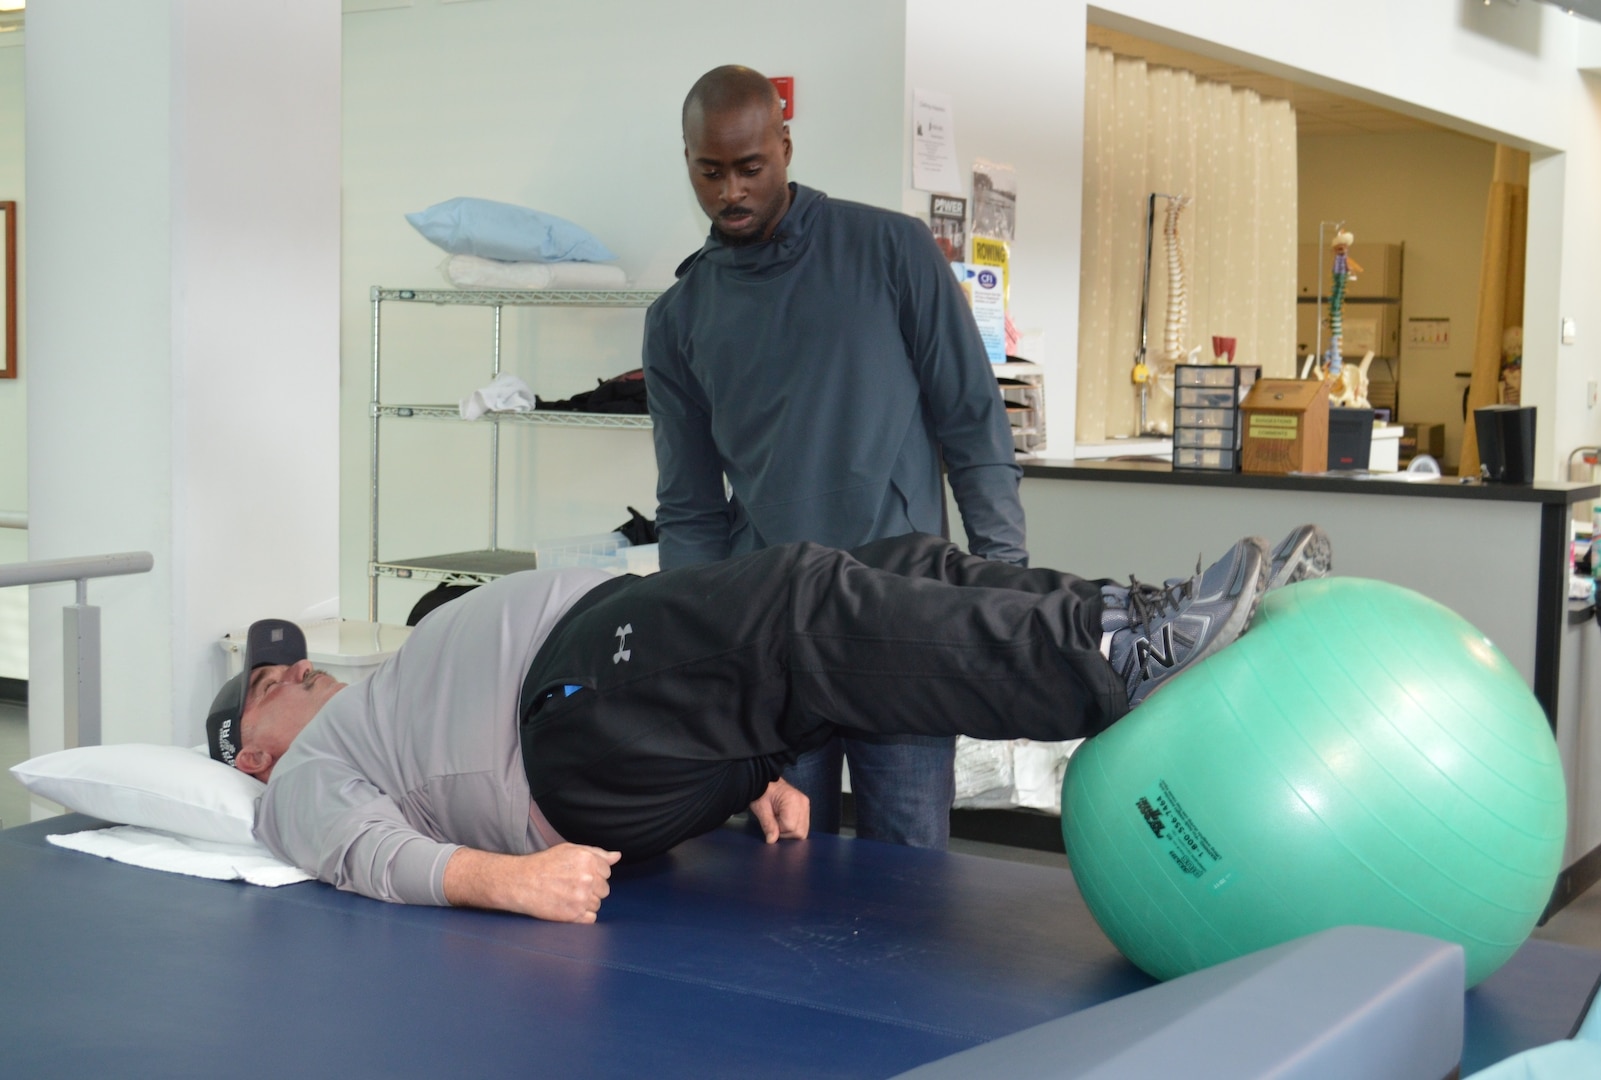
[1006,459,1600,914]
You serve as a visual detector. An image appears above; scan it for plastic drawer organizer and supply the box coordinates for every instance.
[1171,364,1260,473]
[1173,447,1238,470]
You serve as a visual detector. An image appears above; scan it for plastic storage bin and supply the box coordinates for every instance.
[1175,386,1240,409]
[1176,365,1246,388]
[1175,406,1240,429]
[534,531,630,570]
[1174,426,1235,449]
[534,532,659,576]
[1174,447,1238,470]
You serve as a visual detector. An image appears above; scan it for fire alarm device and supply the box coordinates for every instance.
[770,76,795,120]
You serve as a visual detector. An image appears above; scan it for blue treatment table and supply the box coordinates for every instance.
[2,815,1597,1079]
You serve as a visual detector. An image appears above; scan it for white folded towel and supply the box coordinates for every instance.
[48,825,314,887]
[443,254,629,290]
[460,372,535,420]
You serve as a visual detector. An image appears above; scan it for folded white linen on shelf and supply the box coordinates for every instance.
[460,373,536,420]
[48,824,313,887]
[442,254,629,290]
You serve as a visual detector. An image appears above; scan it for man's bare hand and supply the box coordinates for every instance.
[748,778,810,844]
[444,844,621,923]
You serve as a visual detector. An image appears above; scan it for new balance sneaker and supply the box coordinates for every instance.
[1266,524,1332,591]
[1101,536,1270,707]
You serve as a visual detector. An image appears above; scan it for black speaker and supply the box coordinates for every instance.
[1327,407,1375,470]
[1475,405,1536,484]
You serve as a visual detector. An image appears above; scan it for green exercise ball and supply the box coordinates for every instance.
[1061,577,1566,987]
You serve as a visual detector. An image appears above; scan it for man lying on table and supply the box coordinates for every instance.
[207,527,1330,923]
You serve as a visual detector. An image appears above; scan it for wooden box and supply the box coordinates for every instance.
[1240,379,1330,475]
[1399,422,1445,465]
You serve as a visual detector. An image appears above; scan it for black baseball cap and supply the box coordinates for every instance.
[206,619,308,766]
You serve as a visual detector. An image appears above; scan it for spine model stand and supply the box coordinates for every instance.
[1132,192,1197,434]
[1161,195,1194,366]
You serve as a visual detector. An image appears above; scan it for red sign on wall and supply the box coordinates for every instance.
[770,76,794,120]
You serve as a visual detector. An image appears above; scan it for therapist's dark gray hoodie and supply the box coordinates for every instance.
[643,183,1026,569]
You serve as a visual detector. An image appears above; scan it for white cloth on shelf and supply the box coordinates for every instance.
[459,373,535,420]
[48,825,313,887]
[442,254,629,291]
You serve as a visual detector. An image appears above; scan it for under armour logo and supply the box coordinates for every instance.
[1135,625,1176,677]
[613,624,633,664]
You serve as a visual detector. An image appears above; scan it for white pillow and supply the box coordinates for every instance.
[10,744,264,846]
[441,254,629,291]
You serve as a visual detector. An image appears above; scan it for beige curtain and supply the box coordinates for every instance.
[1077,47,1298,443]
[1459,145,1529,479]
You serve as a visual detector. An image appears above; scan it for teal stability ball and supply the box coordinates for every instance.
[1061,577,1566,987]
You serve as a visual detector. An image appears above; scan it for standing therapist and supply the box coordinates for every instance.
[642,65,1026,849]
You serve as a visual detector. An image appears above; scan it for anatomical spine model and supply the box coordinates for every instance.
[1161,195,1195,365]
[1321,230,1362,377]
[1315,229,1375,408]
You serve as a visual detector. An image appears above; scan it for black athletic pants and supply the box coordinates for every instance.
[519,533,1126,861]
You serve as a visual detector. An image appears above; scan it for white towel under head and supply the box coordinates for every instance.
[48,825,313,887]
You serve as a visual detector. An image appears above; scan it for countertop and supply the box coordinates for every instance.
[1022,458,1600,507]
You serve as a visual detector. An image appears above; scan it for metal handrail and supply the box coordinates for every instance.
[0,551,152,592]
[0,509,25,530]
[0,551,155,748]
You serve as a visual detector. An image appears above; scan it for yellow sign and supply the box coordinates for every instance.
[971,236,1010,305]
[1249,415,1298,440]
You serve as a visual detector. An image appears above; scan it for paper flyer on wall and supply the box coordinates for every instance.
[929,194,967,263]
[971,234,1009,306]
[912,89,962,194]
[971,159,1016,242]
[953,262,1007,365]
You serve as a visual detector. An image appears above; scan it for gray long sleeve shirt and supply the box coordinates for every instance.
[254,568,609,906]
[643,183,1026,569]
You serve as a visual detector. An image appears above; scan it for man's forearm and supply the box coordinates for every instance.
[443,844,620,923]
[948,461,1028,565]
[650,411,734,569]
[657,517,733,569]
[443,847,523,911]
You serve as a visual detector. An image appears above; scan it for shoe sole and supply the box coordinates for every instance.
[1188,536,1270,671]
[1267,525,1332,591]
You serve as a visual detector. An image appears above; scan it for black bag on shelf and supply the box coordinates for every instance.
[406,583,481,627]
[613,506,657,546]
[536,369,648,414]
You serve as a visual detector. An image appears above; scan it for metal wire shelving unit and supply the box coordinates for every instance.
[367,286,659,619]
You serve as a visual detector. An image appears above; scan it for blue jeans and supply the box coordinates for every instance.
[783,734,957,850]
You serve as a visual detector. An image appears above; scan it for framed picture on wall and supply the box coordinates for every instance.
[1,201,14,380]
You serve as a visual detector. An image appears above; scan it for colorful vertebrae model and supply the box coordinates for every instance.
[1322,230,1363,378]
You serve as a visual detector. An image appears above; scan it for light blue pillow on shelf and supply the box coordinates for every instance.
[405,197,617,263]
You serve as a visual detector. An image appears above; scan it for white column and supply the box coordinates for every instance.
[1524,152,1565,482]
[24,0,340,766]
[904,0,1087,454]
